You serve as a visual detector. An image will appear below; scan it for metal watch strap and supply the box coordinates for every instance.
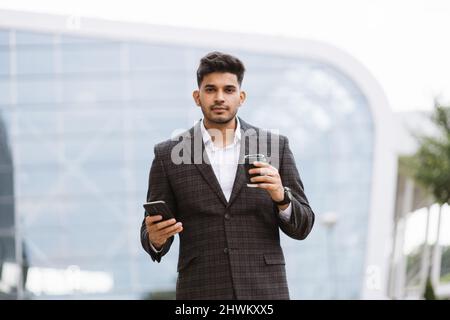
[274,187,291,206]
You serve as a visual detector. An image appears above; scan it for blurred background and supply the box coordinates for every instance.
[0,0,449,300]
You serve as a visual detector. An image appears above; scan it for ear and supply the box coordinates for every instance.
[192,90,201,107]
[239,90,246,106]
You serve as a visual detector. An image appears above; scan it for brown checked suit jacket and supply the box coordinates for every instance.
[140,117,315,300]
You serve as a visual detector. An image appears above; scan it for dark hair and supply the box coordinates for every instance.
[196,51,246,87]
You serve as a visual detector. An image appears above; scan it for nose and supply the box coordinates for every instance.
[215,90,225,104]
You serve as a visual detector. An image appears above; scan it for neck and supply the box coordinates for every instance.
[203,117,237,147]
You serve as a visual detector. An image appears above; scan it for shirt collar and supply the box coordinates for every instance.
[200,117,241,147]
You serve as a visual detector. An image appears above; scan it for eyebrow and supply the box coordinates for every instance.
[204,84,237,89]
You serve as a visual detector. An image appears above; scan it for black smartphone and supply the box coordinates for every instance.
[143,200,174,221]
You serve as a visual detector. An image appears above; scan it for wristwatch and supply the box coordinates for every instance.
[273,186,292,206]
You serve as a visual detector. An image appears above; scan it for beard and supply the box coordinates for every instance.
[208,114,235,124]
[204,105,238,125]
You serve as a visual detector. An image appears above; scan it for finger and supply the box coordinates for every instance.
[160,221,182,234]
[154,218,177,230]
[145,215,163,225]
[160,222,183,236]
[248,167,276,176]
[252,161,271,168]
[250,175,276,183]
[164,226,184,238]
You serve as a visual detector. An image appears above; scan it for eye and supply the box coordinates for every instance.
[225,88,235,93]
[205,88,215,93]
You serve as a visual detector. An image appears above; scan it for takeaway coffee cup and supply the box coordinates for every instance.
[244,154,268,187]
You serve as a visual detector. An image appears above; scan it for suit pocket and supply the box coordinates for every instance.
[177,253,198,272]
[264,252,286,265]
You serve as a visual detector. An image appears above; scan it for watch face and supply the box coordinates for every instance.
[285,187,293,201]
[275,187,292,205]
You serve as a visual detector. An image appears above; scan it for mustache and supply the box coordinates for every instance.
[211,105,228,110]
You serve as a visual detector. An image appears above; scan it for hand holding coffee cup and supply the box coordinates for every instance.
[244,154,286,203]
[244,154,268,187]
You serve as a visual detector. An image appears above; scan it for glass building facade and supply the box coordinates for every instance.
[0,25,374,299]
[0,100,16,299]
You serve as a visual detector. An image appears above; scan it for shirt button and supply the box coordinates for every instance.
[224,213,230,220]
[224,248,229,254]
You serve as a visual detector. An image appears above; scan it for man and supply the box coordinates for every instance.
[140,51,315,300]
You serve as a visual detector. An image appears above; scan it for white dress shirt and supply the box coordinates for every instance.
[150,118,292,252]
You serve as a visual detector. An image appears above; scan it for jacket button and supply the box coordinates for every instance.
[224,248,229,254]
[224,213,230,220]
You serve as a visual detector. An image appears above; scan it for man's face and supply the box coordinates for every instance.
[193,72,246,125]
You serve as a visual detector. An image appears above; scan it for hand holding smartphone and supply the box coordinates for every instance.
[143,200,175,221]
[143,200,182,250]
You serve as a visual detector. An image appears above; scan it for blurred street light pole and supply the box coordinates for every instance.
[321,211,338,299]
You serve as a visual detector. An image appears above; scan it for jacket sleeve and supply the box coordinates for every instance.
[275,136,315,240]
[140,143,177,262]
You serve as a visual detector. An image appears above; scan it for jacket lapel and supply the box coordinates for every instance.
[182,118,258,208]
[185,121,228,206]
[226,118,257,208]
